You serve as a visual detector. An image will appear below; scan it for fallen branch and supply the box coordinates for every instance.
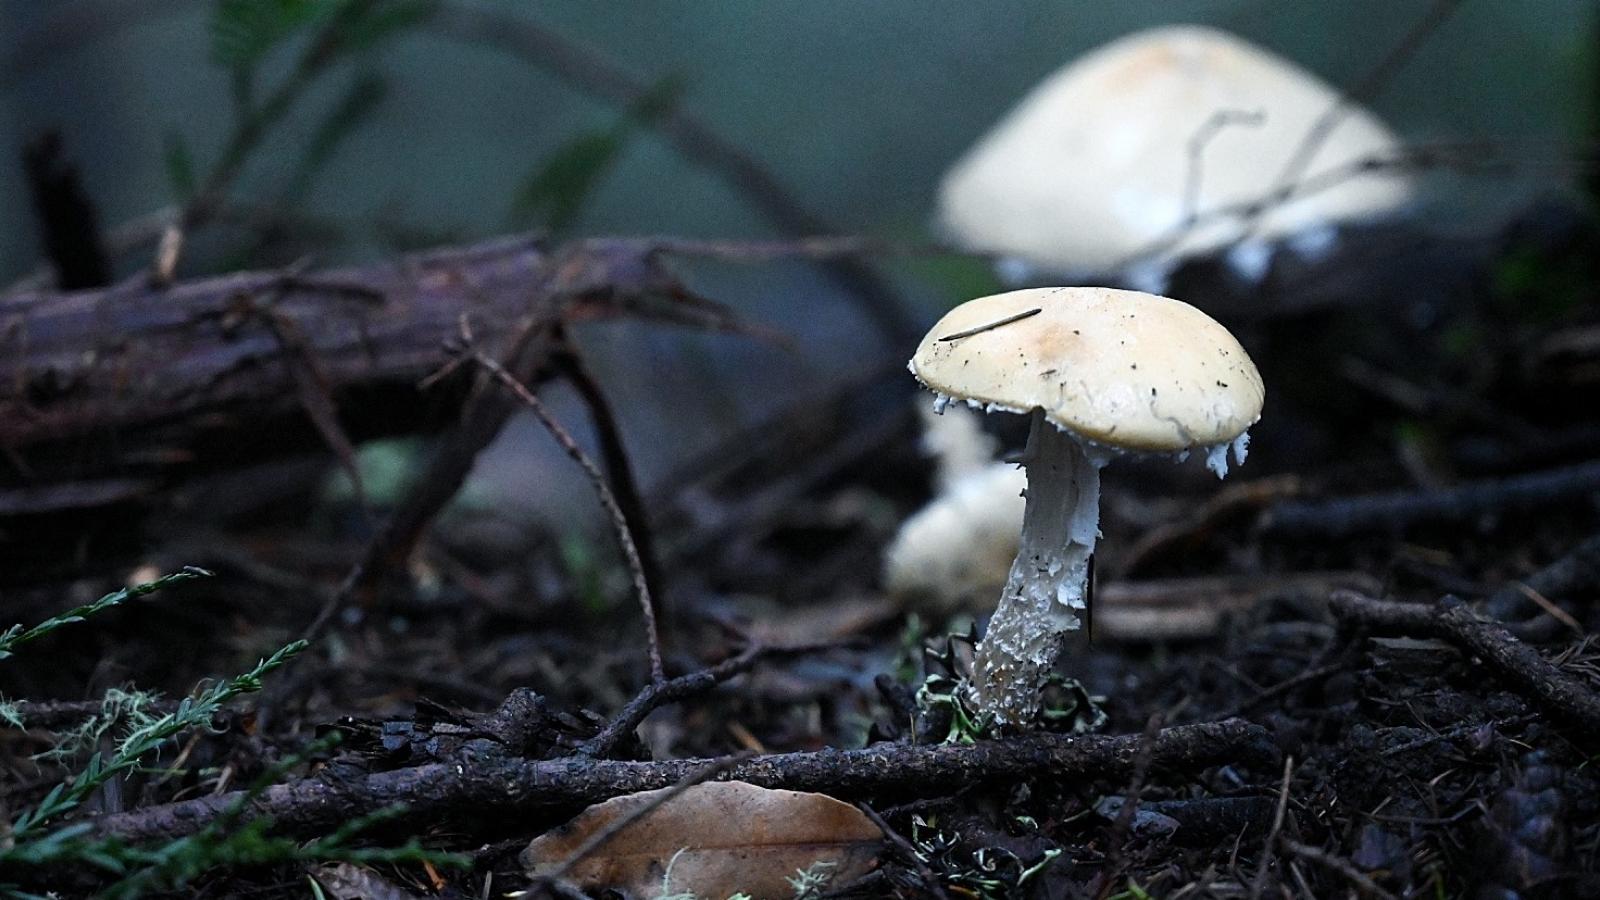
[1,237,725,493]
[1262,459,1600,539]
[0,234,819,530]
[87,719,1272,846]
[1328,591,1600,737]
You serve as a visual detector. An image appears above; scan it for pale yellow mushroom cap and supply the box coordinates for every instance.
[938,25,1415,273]
[911,287,1264,453]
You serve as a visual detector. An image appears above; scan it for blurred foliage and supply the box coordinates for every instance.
[160,132,198,203]
[210,0,325,73]
[283,69,388,204]
[1484,219,1600,328]
[320,438,424,508]
[1491,243,1595,326]
[168,0,670,269]
[1586,12,1600,205]
[902,251,1004,312]
[163,0,438,272]
[508,74,686,233]
[559,531,612,616]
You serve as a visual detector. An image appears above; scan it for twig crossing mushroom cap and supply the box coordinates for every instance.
[911,287,1264,453]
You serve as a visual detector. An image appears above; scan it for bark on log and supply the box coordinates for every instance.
[0,236,717,512]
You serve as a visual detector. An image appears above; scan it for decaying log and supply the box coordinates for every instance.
[0,236,736,512]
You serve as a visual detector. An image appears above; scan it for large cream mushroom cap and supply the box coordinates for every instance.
[938,25,1415,273]
[911,287,1263,454]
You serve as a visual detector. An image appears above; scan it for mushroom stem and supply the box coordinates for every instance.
[968,409,1103,724]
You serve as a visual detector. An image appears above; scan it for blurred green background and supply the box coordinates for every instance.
[3,1,1591,272]
[3,0,1596,518]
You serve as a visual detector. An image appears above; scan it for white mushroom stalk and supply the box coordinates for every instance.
[968,411,1105,722]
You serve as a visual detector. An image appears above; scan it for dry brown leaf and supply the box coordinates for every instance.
[521,780,884,899]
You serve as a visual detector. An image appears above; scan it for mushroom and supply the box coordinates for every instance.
[937,25,1416,286]
[883,403,1025,615]
[883,459,1027,615]
[916,401,1001,492]
[909,286,1264,725]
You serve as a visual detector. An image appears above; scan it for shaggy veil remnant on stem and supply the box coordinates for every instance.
[909,287,1264,726]
[968,410,1104,718]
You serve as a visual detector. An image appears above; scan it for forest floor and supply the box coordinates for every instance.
[3,209,1600,899]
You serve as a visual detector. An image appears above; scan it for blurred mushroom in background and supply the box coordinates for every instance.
[937,25,1419,292]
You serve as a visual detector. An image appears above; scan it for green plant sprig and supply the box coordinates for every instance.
[0,567,211,662]
[5,640,308,843]
[2,733,466,898]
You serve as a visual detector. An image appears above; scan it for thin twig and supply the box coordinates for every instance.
[1248,755,1294,900]
[936,308,1042,343]
[553,328,666,632]
[1221,663,1346,720]
[301,302,560,643]
[1183,109,1266,223]
[646,234,939,261]
[1280,838,1400,900]
[250,265,372,517]
[1113,128,1553,274]
[468,348,664,684]
[578,642,837,758]
[1330,591,1600,737]
[1507,582,1585,637]
[857,802,952,900]
[1266,0,1465,206]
